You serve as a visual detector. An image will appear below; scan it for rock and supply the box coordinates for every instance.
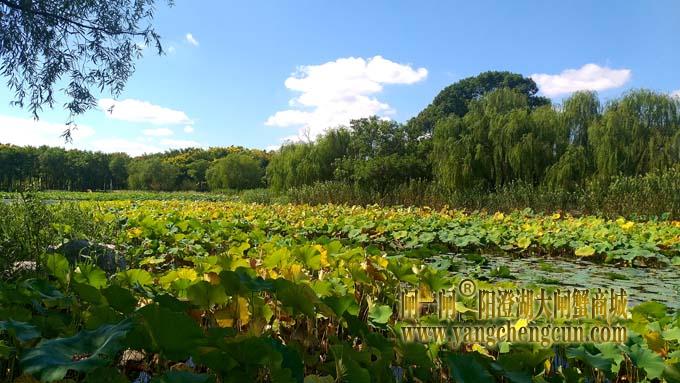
[10,261,37,274]
[48,239,126,274]
[119,349,146,366]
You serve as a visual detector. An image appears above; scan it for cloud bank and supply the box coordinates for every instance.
[98,98,193,126]
[531,63,631,97]
[266,55,427,141]
[0,115,95,148]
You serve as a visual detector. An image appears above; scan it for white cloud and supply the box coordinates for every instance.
[0,114,205,156]
[265,55,427,140]
[185,33,199,46]
[265,144,281,151]
[142,128,174,137]
[98,98,193,125]
[0,115,95,147]
[183,125,195,133]
[672,90,680,98]
[167,45,176,54]
[531,63,631,97]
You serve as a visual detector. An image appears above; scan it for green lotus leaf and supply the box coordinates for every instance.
[628,344,665,380]
[21,319,132,382]
[115,269,153,286]
[0,319,40,343]
[73,263,108,289]
[368,304,392,325]
[446,353,494,383]
[137,304,205,361]
[186,281,228,308]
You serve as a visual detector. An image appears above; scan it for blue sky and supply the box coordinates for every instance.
[1,0,679,155]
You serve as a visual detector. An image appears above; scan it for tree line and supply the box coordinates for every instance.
[268,72,680,195]
[2,71,679,195]
[0,145,269,192]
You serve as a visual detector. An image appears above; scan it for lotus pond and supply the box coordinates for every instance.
[1,199,679,382]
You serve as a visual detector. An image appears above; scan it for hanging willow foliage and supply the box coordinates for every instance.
[432,88,680,193]
[590,90,680,180]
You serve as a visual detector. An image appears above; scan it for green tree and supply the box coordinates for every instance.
[433,89,561,191]
[408,71,549,138]
[109,153,130,190]
[545,146,589,191]
[128,158,179,191]
[38,147,68,189]
[589,90,680,180]
[334,117,428,192]
[563,91,600,148]
[266,130,349,193]
[206,154,264,190]
[186,159,211,191]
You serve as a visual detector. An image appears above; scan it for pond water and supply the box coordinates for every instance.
[427,253,680,310]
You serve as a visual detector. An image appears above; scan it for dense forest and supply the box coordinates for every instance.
[2,71,679,198]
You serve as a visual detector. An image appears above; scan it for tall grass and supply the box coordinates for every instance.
[285,168,680,219]
[0,192,115,278]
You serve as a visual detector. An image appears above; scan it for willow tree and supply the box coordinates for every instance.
[313,128,351,181]
[484,90,530,186]
[589,90,680,180]
[544,146,590,191]
[266,144,317,192]
[563,91,600,148]
[432,115,491,191]
[541,91,599,190]
[266,129,350,192]
[206,154,265,190]
[434,88,562,192]
[0,0,169,138]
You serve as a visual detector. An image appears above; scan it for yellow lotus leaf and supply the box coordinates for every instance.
[176,268,198,281]
[551,213,561,220]
[644,331,665,354]
[283,263,304,281]
[493,212,505,221]
[472,343,494,359]
[517,237,531,249]
[127,227,143,239]
[159,271,178,288]
[215,297,250,327]
[374,256,389,268]
[455,302,476,313]
[575,245,596,256]
[313,244,330,267]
